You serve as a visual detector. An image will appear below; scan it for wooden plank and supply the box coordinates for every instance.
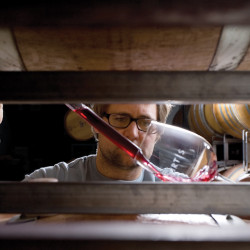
[0,71,249,103]
[0,27,24,71]
[1,182,250,215]
[1,1,250,26]
[13,26,221,71]
[1,222,250,249]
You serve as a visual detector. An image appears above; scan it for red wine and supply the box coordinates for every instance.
[136,152,217,182]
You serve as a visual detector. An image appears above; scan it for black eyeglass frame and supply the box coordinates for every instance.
[103,113,156,133]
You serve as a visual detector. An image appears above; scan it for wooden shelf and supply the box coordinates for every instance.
[0,71,250,103]
[1,182,250,215]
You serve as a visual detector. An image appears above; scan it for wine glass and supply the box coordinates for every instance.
[137,121,218,182]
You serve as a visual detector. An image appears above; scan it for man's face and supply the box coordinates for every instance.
[97,104,158,170]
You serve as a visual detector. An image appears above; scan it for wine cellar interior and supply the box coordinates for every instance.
[1,1,250,249]
[1,103,248,181]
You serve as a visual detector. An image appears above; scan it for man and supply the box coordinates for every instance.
[23,103,171,182]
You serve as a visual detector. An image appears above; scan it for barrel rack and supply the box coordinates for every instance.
[212,132,250,170]
[1,1,250,249]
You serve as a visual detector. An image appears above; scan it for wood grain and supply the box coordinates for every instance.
[0,71,250,103]
[0,27,24,71]
[1,182,250,215]
[14,26,221,71]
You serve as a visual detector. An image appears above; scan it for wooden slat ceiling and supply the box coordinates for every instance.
[1,1,250,102]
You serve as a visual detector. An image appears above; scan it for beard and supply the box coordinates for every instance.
[99,145,139,171]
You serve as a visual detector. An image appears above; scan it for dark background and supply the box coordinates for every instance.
[0,104,97,181]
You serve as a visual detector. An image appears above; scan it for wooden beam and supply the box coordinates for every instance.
[0,27,25,71]
[1,1,250,26]
[0,71,249,103]
[1,222,250,249]
[1,182,250,215]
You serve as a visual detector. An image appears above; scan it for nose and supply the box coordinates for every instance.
[123,121,140,140]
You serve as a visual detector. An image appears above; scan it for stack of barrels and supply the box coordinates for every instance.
[188,104,250,143]
[188,104,250,182]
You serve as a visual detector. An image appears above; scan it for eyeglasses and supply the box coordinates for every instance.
[103,113,157,133]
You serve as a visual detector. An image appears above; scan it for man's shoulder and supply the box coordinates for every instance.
[68,154,97,169]
[55,154,97,181]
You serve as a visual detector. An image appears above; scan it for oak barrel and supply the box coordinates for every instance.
[188,104,223,142]
[222,164,250,182]
[188,104,250,141]
[213,104,250,139]
[64,110,93,141]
